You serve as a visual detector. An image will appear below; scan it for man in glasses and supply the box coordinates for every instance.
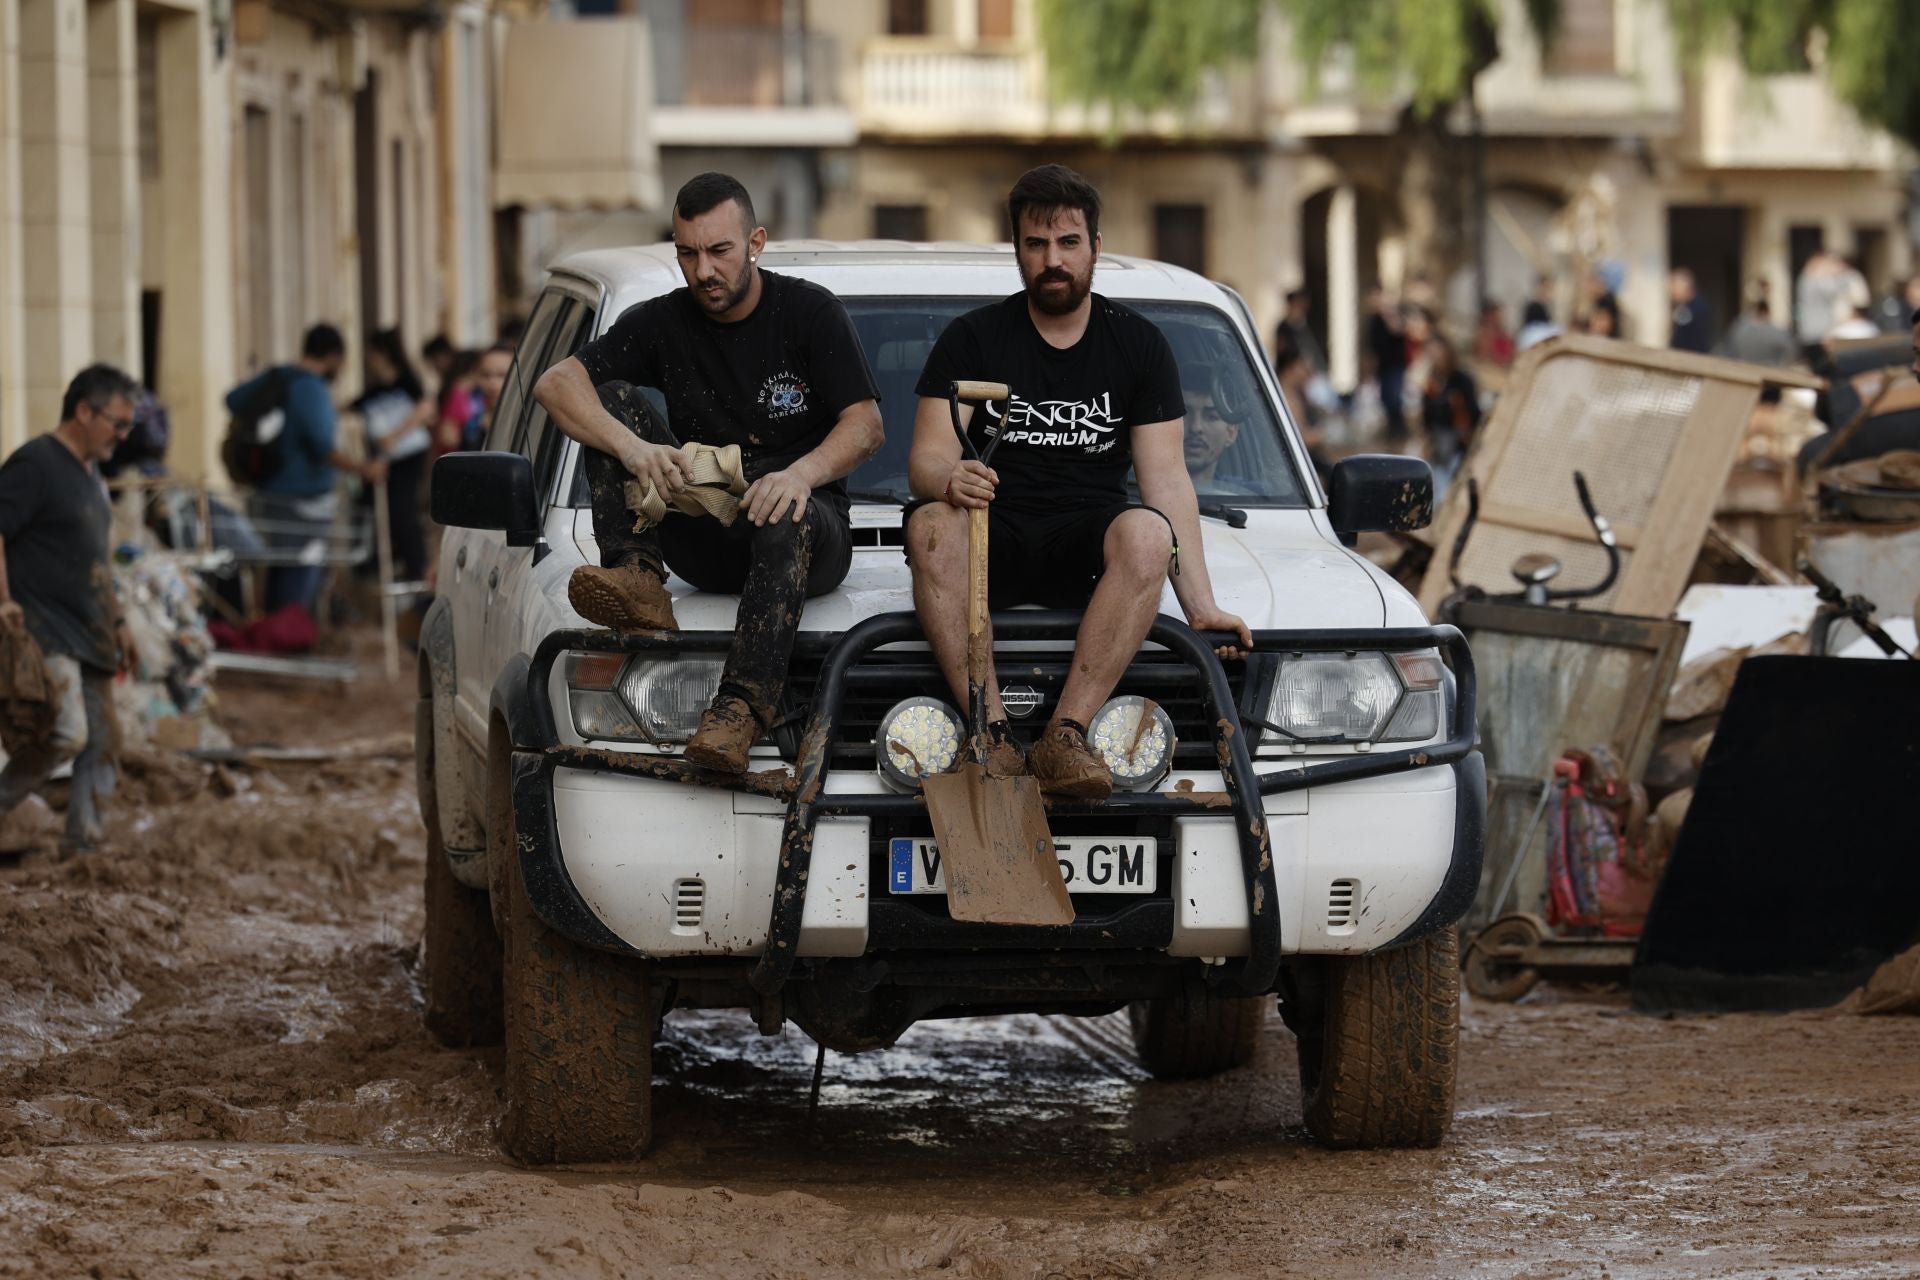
[0,364,141,854]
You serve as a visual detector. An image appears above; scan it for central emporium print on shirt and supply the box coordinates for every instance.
[986,391,1122,451]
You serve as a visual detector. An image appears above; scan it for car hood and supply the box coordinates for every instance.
[577,508,1385,634]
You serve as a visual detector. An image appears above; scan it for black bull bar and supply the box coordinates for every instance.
[526,613,1478,999]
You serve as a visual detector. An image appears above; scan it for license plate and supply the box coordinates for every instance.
[888,836,1157,895]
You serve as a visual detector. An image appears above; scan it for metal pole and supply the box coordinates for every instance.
[1470,82,1489,315]
[372,473,399,681]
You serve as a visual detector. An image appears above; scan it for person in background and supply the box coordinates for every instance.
[1274,287,1326,375]
[1583,293,1622,339]
[429,349,481,457]
[1723,292,1796,367]
[1421,333,1481,481]
[1669,268,1714,354]
[0,364,140,854]
[353,329,431,586]
[1829,273,1882,341]
[1795,248,1854,358]
[1516,300,1560,352]
[1475,300,1515,367]
[1271,335,1331,486]
[226,323,383,615]
[1874,275,1920,335]
[467,342,515,451]
[1365,286,1409,442]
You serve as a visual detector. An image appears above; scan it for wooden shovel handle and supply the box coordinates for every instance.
[953,380,1010,403]
[966,505,990,692]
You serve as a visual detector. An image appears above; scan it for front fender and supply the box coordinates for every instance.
[420,598,486,856]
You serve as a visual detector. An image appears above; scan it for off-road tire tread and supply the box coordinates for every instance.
[1128,991,1263,1080]
[495,725,653,1165]
[1300,930,1459,1149]
[419,698,504,1048]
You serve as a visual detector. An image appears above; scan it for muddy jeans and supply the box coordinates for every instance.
[0,654,115,845]
[584,381,853,723]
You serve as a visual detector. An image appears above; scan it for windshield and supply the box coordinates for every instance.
[847,297,1305,506]
[566,295,1306,508]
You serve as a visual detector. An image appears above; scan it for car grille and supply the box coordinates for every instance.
[773,648,1247,772]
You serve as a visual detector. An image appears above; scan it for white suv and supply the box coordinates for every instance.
[418,242,1483,1164]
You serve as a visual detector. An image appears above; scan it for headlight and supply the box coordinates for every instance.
[563,651,647,741]
[561,651,723,745]
[875,696,963,791]
[1089,695,1175,790]
[1260,649,1444,752]
[618,658,724,743]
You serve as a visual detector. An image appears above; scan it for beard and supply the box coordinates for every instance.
[1020,260,1093,316]
[692,262,754,316]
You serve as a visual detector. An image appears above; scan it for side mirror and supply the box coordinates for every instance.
[1327,454,1434,534]
[431,451,541,547]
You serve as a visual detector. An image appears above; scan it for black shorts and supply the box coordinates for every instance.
[906,499,1137,610]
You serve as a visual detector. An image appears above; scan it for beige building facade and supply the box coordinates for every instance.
[0,0,497,477]
[799,0,1914,389]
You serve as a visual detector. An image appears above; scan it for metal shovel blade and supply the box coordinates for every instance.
[922,763,1074,926]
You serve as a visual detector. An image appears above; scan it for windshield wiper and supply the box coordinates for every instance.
[1199,502,1248,528]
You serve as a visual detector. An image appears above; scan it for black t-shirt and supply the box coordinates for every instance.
[574,270,879,513]
[915,292,1183,513]
[0,434,116,671]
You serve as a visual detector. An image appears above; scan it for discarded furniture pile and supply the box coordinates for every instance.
[1416,335,1919,1010]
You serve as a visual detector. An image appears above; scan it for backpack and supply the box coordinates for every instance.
[222,367,291,488]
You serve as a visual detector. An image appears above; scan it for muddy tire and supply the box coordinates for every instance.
[1126,989,1263,1080]
[494,720,654,1165]
[1295,930,1459,1150]
[418,697,503,1048]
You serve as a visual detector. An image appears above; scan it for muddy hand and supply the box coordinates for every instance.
[624,439,692,497]
[944,459,998,509]
[742,469,811,526]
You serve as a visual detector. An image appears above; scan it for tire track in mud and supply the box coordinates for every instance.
[3,650,1920,1278]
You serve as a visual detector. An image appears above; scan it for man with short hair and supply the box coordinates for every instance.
[226,323,383,613]
[0,364,141,852]
[1181,362,1250,494]
[904,164,1250,800]
[535,171,884,773]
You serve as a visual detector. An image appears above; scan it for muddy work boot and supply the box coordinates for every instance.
[1029,718,1113,800]
[983,719,1025,780]
[684,695,764,774]
[568,564,677,633]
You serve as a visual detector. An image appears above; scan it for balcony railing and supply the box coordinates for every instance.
[859,40,1244,139]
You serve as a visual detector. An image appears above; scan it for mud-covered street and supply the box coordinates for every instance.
[1,655,1916,1279]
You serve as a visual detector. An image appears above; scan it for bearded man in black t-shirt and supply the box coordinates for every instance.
[905,165,1251,800]
[534,173,883,773]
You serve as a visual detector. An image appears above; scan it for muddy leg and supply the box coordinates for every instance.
[583,381,677,574]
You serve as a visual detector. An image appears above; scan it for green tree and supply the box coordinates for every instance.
[1671,0,1920,145]
[1036,0,1563,312]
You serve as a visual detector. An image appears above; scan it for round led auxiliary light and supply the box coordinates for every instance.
[875,697,964,790]
[1089,696,1176,791]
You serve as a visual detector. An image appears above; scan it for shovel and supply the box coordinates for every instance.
[921,380,1074,927]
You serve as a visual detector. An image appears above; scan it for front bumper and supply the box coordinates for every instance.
[513,613,1483,998]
